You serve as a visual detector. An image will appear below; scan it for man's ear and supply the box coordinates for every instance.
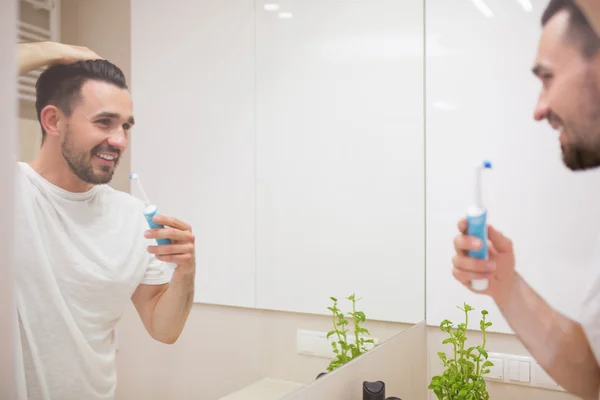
[39,105,64,138]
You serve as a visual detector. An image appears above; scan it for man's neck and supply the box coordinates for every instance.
[29,147,94,193]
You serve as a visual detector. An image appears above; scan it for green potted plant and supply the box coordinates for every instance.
[429,303,494,400]
[316,294,376,379]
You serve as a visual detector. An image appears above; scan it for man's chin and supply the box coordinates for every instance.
[561,147,600,171]
[94,171,115,184]
[562,150,582,171]
[87,166,115,185]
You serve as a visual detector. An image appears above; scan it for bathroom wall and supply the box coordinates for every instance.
[18,118,41,162]
[17,1,49,159]
[1,0,18,397]
[116,304,409,399]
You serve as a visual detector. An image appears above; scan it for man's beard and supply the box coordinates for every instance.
[61,128,120,185]
[560,72,600,171]
[560,114,600,171]
[561,140,600,171]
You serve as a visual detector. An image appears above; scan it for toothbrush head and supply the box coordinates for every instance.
[130,173,139,180]
[482,160,492,169]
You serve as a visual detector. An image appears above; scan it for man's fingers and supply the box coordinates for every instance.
[454,234,484,253]
[488,239,498,257]
[458,218,467,234]
[152,214,192,232]
[453,220,506,294]
[156,253,194,265]
[56,49,103,65]
[147,243,194,256]
[145,227,194,242]
[488,225,512,253]
[455,219,487,256]
[452,254,495,274]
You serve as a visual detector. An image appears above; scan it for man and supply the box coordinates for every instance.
[14,41,195,400]
[452,1,600,399]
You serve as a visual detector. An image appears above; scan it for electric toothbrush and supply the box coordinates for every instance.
[130,173,171,246]
[466,160,492,292]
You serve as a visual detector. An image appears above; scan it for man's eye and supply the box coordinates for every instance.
[96,119,111,125]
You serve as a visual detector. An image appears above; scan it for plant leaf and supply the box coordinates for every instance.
[477,347,489,359]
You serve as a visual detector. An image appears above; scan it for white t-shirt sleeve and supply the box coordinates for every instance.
[581,292,600,364]
[141,254,172,285]
[578,240,600,366]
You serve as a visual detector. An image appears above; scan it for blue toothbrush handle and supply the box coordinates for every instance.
[467,211,488,259]
[144,205,171,245]
[466,208,489,291]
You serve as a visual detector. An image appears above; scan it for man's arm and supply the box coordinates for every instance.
[453,222,600,399]
[131,270,195,344]
[131,214,196,344]
[18,41,100,76]
[497,274,600,400]
[577,0,600,38]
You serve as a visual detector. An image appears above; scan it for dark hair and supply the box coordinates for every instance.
[35,59,128,142]
[542,0,600,58]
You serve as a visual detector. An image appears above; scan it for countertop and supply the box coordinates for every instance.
[218,378,305,400]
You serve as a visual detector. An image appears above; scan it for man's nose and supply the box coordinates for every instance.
[534,95,549,122]
[107,130,127,152]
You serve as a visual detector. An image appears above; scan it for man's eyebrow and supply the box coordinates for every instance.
[92,111,135,125]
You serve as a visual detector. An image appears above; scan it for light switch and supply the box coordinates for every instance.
[484,352,563,391]
[519,361,530,383]
[486,357,503,380]
[509,360,520,381]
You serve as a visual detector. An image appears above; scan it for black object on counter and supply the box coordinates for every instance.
[363,381,385,400]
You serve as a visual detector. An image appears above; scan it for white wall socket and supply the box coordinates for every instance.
[486,352,564,392]
[296,329,379,359]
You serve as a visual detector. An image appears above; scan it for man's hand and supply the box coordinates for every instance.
[452,217,600,399]
[47,42,102,65]
[451,218,517,307]
[144,215,195,271]
[18,41,102,76]
[132,215,196,344]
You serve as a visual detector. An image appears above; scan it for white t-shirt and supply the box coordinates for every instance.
[580,237,600,372]
[13,162,171,400]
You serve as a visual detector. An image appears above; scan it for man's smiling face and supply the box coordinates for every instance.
[533,7,600,171]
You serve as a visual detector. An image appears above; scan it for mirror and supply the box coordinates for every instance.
[13,0,426,399]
